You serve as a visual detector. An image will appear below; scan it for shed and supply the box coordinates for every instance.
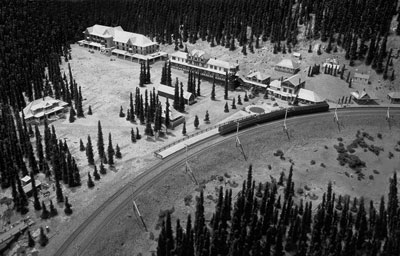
[21,175,31,186]
[161,108,185,129]
[351,90,376,104]
[352,72,370,86]
[157,84,195,105]
[388,92,400,104]
[23,180,41,197]
[292,52,301,58]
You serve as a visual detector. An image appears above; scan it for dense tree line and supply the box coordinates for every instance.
[157,165,400,255]
[1,0,398,110]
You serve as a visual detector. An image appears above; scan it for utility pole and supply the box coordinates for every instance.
[184,144,198,185]
[283,107,290,140]
[235,121,247,161]
[130,184,148,232]
[386,106,392,129]
[333,101,342,131]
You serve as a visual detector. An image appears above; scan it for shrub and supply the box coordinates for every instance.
[184,195,193,206]
[373,170,380,174]
[297,188,304,195]
[309,193,318,200]
[310,160,316,165]
[273,150,284,157]
[217,176,224,182]
[388,152,394,159]
[324,145,328,149]
[377,133,382,139]
[268,164,272,170]
[337,137,343,142]
[304,185,311,191]
[369,175,374,180]
[320,163,326,168]
[224,172,231,178]
[344,171,350,177]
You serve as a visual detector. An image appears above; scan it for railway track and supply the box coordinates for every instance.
[55,107,400,256]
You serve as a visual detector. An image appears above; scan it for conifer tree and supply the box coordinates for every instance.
[197,72,201,96]
[86,135,94,165]
[182,122,187,135]
[97,120,105,160]
[115,144,122,159]
[160,61,167,85]
[93,166,100,180]
[87,172,94,188]
[40,201,49,219]
[165,99,170,130]
[119,106,125,117]
[224,102,229,113]
[131,128,136,142]
[39,227,48,247]
[31,172,41,211]
[49,200,58,217]
[194,115,199,129]
[211,79,216,100]
[136,127,141,140]
[107,133,114,166]
[173,78,180,110]
[79,139,85,151]
[146,61,151,84]
[242,44,247,55]
[87,105,92,115]
[69,107,76,123]
[55,175,64,203]
[99,160,106,175]
[232,98,236,109]
[204,110,210,123]
[224,74,228,100]
[64,196,73,215]
[28,230,35,247]
[244,92,249,102]
[167,61,172,87]
[238,95,242,105]
[179,83,185,112]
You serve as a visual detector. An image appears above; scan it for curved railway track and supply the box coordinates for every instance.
[55,107,400,256]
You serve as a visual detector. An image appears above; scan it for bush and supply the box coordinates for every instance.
[377,133,382,139]
[304,185,311,191]
[224,172,231,178]
[273,150,284,157]
[324,145,328,149]
[320,163,326,168]
[268,164,272,170]
[310,160,316,165]
[297,188,304,195]
[184,195,193,206]
[388,152,394,159]
[373,170,380,174]
[368,144,383,156]
[337,137,343,142]
[369,175,374,180]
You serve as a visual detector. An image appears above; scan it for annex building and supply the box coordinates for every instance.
[275,59,301,74]
[78,24,167,63]
[169,49,239,84]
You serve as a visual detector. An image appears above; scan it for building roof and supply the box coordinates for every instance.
[85,24,123,38]
[276,59,300,70]
[157,84,193,101]
[388,92,400,99]
[246,71,270,81]
[292,52,301,57]
[269,80,282,90]
[113,30,156,47]
[21,176,31,183]
[170,51,188,59]
[22,96,68,119]
[353,72,370,80]
[298,89,325,103]
[283,74,303,87]
[208,58,231,70]
[351,90,375,100]
[189,49,209,59]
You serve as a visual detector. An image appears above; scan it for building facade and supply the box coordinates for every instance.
[241,71,271,89]
[169,49,239,83]
[267,75,306,101]
[352,72,370,86]
[21,96,68,123]
[79,24,166,63]
[275,59,301,74]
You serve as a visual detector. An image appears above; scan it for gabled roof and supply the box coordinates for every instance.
[22,96,68,119]
[190,49,207,58]
[353,72,370,80]
[276,59,300,70]
[246,71,270,81]
[298,89,325,103]
[283,74,303,87]
[351,90,375,100]
[157,84,193,101]
[269,80,282,89]
[208,58,231,70]
[85,24,122,38]
[113,30,156,47]
[170,51,188,59]
[388,92,400,99]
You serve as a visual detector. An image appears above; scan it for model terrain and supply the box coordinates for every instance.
[0,0,400,256]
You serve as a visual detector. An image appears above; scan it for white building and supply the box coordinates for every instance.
[241,71,271,88]
[169,49,239,84]
[21,96,68,123]
[275,59,300,74]
[78,24,166,63]
[352,72,370,86]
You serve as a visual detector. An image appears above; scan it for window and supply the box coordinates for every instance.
[283,88,287,92]
[172,57,176,60]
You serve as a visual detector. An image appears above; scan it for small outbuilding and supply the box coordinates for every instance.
[275,59,300,74]
[23,180,41,197]
[351,90,376,104]
[387,92,400,104]
[157,84,195,105]
[352,72,370,86]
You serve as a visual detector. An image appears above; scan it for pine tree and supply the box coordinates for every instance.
[224,102,229,113]
[64,196,73,215]
[115,144,122,159]
[41,201,49,219]
[242,44,247,55]
[119,106,125,117]
[69,107,75,123]
[79,139,85,151]
[93,166,100,180]
[224,74,228,100]
[39,227,48,247]
[231,98,236,109]
[87,172,94,188]
[211,79,216,100]
[97,120,105,160]
[99,160,106,175]
[31,172,41,211]
[204,110,210,123]
[165,99,170,130]
[49,200,58,217]
[55,175,64,203]
[179,83,185,112]
[107,133,114,166]
[182,122,187,135]
[194,115,199,129]
[131,128,136,142]
[167,61,172,87]
[28,230,35,247]
[86,135,94,165]
[197,72,201,96]
[244,92,249,102]
[238,95,242,105]
[146,61,151,84]
[161,61,167,85]
[173,78,180,110]
[87,105,92,115]
[136,127,141,140]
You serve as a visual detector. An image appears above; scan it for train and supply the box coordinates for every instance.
[218,102,330,135]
